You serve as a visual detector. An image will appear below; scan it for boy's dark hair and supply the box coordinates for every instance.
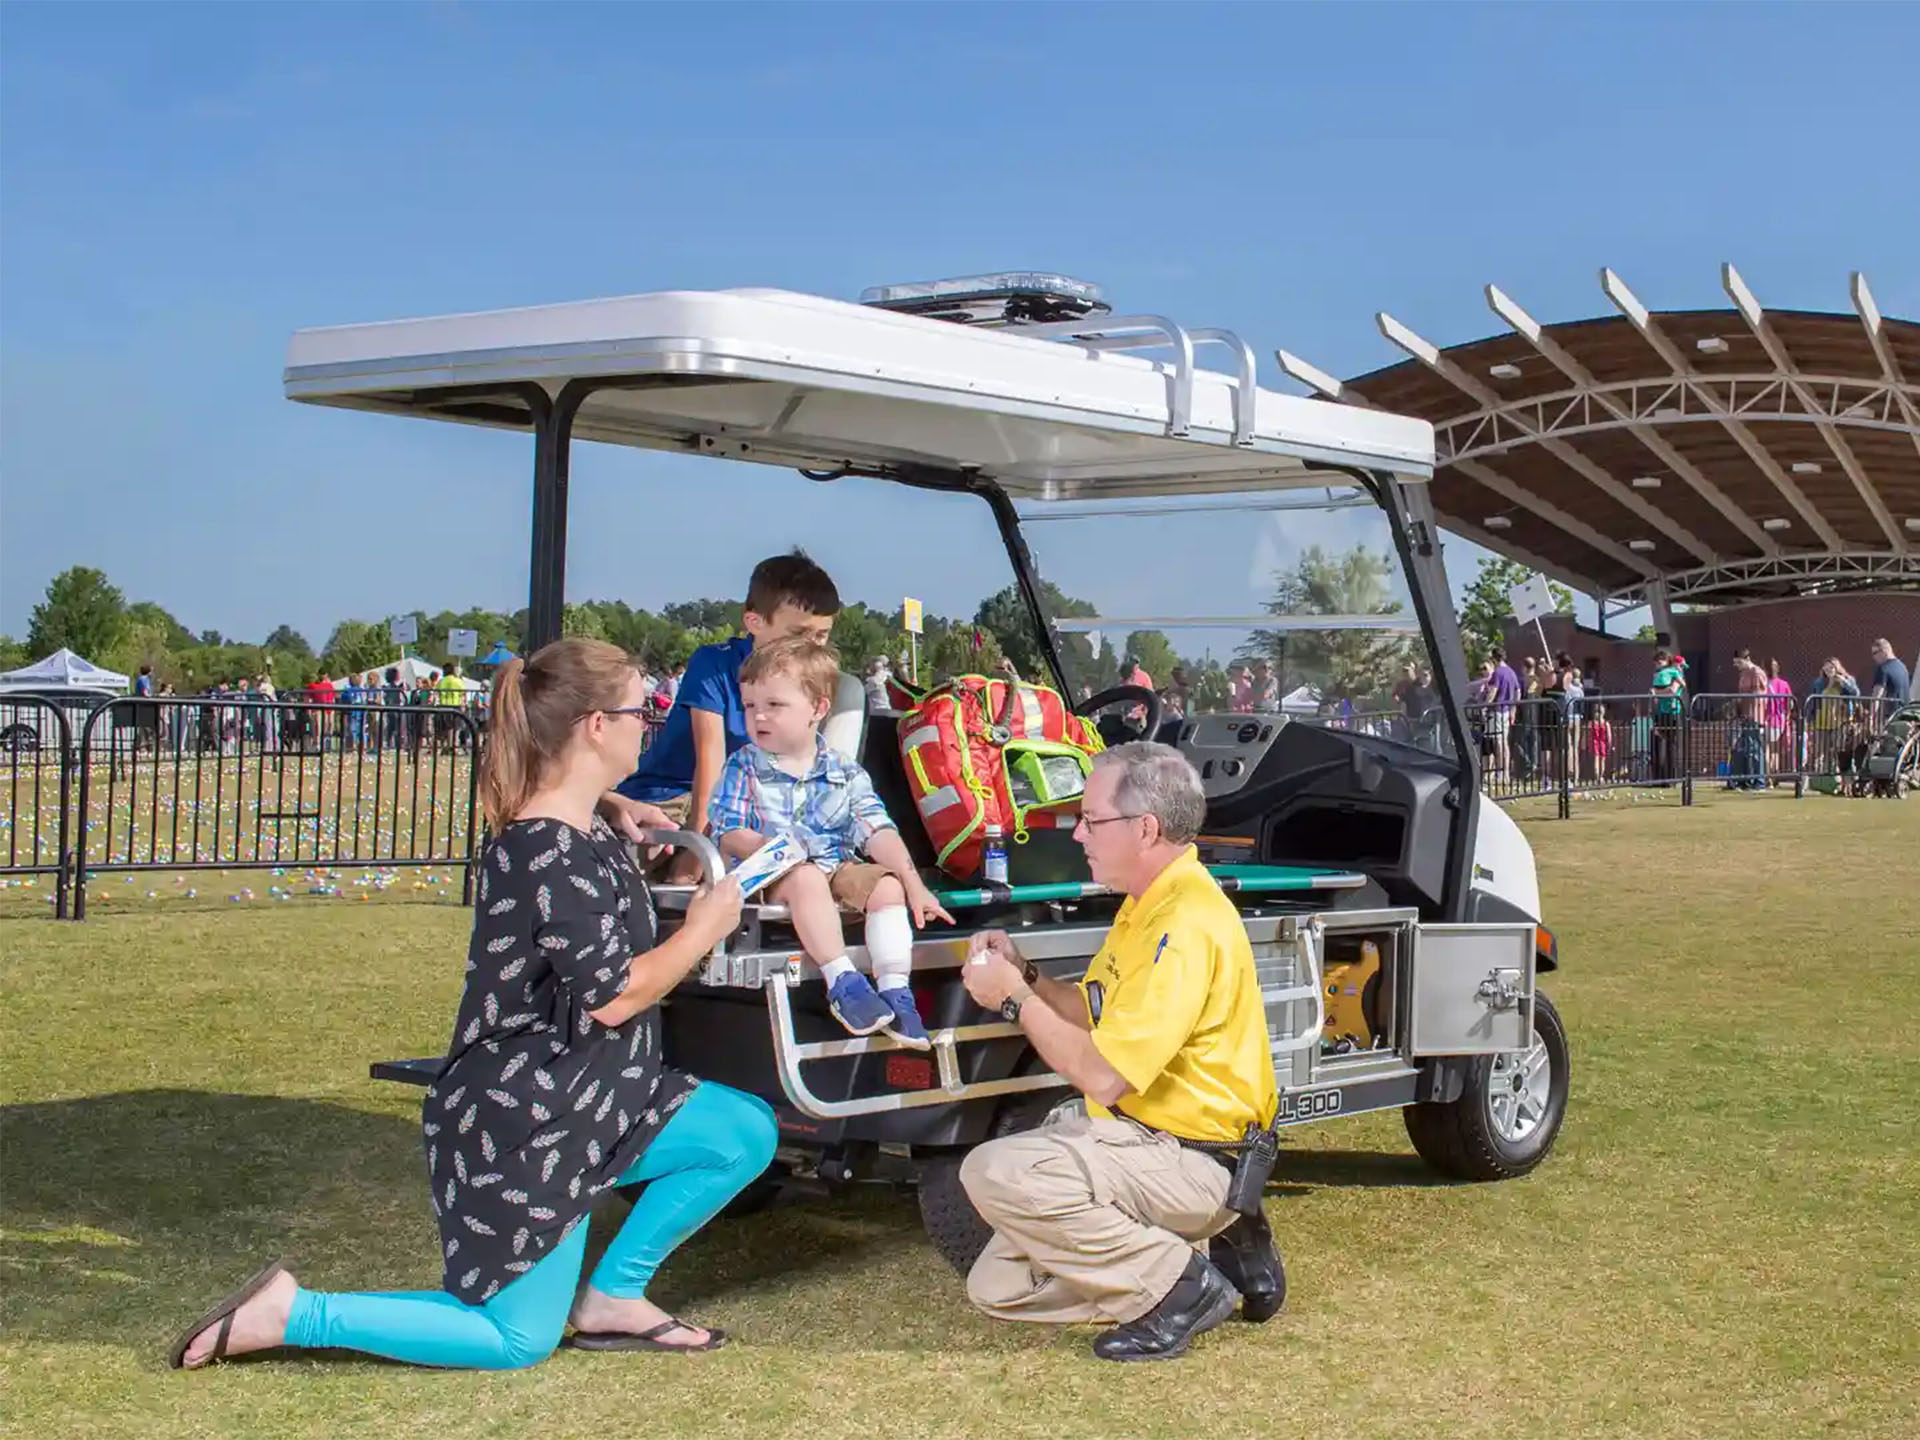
[1491,647,1506,663]
[745,549,840,620]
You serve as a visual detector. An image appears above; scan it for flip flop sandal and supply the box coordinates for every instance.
[565,1317,729,1352]
[168,1259,290,1370]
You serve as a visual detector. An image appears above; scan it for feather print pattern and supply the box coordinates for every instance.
[424,816,697,1304]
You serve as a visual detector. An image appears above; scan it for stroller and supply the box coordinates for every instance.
[1852,700,1920,798]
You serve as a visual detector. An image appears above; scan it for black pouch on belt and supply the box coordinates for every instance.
[1223,1121,1279,1217]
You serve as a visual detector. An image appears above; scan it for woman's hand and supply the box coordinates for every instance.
[680,876,744,951]
[598,792,678,844]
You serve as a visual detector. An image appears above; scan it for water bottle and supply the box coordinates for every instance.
[982,824,1009,885]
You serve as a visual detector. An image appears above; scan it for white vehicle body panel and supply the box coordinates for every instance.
[1469,801,1542,921]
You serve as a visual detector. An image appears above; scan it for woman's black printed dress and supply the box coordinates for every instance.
[423,816,697,1303]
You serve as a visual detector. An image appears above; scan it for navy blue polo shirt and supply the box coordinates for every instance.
[616,635,753,803]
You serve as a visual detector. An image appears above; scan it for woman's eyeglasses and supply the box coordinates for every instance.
[585,706,653,721]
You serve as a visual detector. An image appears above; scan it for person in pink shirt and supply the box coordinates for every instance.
[1229,663,1254,714]
[1764,657,1794,775]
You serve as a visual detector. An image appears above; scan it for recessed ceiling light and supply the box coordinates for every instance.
[1762,518,1791,531]
[1652,407,1683,419]
[1696,336,1730,354]
[1629,539,1657,552]
[1484,516,1513,530]
[1488,363,1523,380]
[1792,461,1822,475]
[1631,475,1662,489]
[1906,517,1920,532]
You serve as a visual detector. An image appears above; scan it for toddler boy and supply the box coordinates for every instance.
[708,636,952,1045]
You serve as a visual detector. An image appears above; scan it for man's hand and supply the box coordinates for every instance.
[903,875,955,928]
[962,930,1025,1009]
[598,792,679,845]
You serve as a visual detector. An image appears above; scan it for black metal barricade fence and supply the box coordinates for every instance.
[1801,693,1899,789]
[1461,698,1568,811]
[1575,692,1691,801]
[0,696,74,915]
[70,697,483,919]
[1687,692,1802,795]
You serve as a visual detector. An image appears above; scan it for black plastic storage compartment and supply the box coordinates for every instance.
[1265,800,1406,869]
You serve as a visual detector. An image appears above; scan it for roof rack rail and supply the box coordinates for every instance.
[1013,316,1260,445]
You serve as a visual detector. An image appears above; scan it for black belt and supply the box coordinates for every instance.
[1112,1109,1246,1167]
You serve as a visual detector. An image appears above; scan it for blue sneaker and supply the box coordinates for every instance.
[879,986,931,1050]
[827,971,894,1036]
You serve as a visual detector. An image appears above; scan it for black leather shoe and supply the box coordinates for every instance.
[1208,1211,1286,1323]
[1091,1253,1240,1362]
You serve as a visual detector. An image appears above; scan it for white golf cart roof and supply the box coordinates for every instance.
[284,287,1433,498]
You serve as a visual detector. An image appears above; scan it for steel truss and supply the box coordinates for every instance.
[1436,373,1920,465]
[1609,551,1920,606]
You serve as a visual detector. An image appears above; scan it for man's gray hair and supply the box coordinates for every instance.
[1093,741,1206,845]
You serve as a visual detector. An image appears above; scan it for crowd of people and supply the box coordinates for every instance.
[129,663,486,754]
[1462,634,1911,790]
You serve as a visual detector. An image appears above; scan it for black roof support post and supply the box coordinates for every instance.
[525,381,596,652]
[1378,470,1482,922]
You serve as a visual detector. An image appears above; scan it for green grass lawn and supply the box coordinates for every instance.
[4,791,1917,1439]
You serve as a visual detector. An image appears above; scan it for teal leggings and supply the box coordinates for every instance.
[284,1081,777,1369]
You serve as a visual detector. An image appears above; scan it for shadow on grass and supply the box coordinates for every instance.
[0,1088,942,1357]
[1269,1147,1460,1194]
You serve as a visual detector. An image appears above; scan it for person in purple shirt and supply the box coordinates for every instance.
[1485,647,1522,780]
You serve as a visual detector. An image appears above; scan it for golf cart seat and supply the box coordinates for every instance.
[823,670,868,764]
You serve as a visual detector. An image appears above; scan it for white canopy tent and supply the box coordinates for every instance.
[0,648,130,693]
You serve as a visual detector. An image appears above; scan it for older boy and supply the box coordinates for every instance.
[709,637,953,1045]
[610,552,839,872]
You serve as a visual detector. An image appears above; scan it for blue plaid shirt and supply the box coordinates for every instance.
[707,737,896,870]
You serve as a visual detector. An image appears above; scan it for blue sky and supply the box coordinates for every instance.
[3,1,1916,650]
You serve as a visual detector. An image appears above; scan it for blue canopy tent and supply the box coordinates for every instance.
[480,642,516,667]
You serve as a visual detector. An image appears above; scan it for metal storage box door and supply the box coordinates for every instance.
[1408,923,1538,1055]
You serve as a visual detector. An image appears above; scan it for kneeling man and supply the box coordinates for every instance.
[960,742,1283,1362]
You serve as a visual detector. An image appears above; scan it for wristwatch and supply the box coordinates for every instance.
[1000,985,1032,1024]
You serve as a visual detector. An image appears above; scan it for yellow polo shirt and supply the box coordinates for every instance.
[1080,847,1279,1142]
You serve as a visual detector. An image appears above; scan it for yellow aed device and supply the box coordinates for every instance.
[1323,938,1383,1049]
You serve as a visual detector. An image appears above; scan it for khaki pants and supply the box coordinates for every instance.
[959,1110,1234,1326]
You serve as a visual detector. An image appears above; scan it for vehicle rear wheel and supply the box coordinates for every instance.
[917,1090,1063,1276]
[0,724,37,755]
[1404,989,1569,1181]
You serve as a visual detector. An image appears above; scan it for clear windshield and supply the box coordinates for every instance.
[1013,483,1448,753]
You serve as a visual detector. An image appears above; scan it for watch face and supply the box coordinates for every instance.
[1000,994,1023,1023]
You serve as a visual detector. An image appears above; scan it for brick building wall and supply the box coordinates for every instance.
[1501,593,1919,699]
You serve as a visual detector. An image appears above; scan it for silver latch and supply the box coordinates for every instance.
[1475,969,1524,1012]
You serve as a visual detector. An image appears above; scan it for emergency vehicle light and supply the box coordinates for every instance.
[860,272,1111,327]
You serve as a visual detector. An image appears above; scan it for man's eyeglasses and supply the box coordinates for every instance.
[1075,812,1145,830]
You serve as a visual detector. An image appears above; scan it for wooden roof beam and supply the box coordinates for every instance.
[1374,311,1720,565]
[1439,517,1610,597]
[1723,263,1907,553]
[1850,271,1920,452]
[1277,348,1660,582]
[1486,284,1780,555]
[1599,267,1842,549]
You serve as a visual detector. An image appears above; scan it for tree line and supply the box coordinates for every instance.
[4,547,1539,707]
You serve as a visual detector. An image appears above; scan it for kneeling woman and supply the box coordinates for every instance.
[173,639,766,1369]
